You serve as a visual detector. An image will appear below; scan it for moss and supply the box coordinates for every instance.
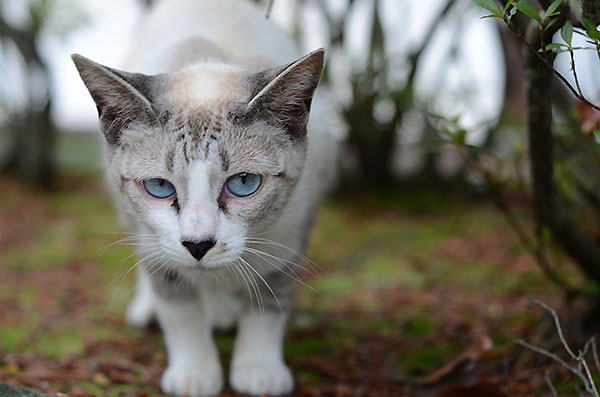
[403,318,435,337]
[286,336,334,356]
[25,328,84,360]
[0,327,27,351]
[311,276,356,296]
[213,332,235,355]
[72,380,105,395]
[397,342,461,379]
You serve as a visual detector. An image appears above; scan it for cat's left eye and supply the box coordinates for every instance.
[143,178,176,199]
[226,172,262,197]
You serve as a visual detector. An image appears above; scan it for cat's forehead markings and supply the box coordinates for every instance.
[162,64,245,108]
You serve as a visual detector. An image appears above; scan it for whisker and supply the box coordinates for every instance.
[106,246,157,289]
[105,249,165,315]
[233,260,255,311]
[243,248,321,296]
[245,237,323,273]
[239,256,282,314]
[236,259,263,318]
[243,246,321,279]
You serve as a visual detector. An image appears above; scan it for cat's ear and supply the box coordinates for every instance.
[71,54,158,145]
[245,48,325,138]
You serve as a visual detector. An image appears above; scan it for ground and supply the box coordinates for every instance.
[0,134,595,396]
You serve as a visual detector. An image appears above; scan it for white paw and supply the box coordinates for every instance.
[125,297,155,327]
[230,362,293,396]
[161,364,223,397]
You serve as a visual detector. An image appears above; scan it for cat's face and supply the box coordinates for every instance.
[73,50,324,269]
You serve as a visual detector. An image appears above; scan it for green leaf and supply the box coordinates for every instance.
[453,129,468,146]
[481,13,504,19]
[544,43,566,51]
[544,0,562,19]
[545,17,559,30]
[581,18,598,33]
[561,20,573,46]
[506,6,518,23]
[504,0,514,12]
[515,1,541,22]
[588,31,600,40]
[471,0,501,14]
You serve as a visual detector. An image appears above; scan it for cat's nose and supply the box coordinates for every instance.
[181,240,216,261]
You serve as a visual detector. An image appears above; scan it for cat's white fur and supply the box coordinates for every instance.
[74,1,339,396]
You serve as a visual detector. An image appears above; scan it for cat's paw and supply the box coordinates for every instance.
[125,297,155,327]
[230,361,293,396]
[161,364,223,397]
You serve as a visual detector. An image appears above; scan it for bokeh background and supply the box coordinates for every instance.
[0,0,599,395]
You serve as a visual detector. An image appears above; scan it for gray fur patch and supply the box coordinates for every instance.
[148,266,197,301]
[165,149,175,172]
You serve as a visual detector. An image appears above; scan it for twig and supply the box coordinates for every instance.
[545,370,559,397]
[531,299,577,358]
[523,299,600,397]
[265,0,275,19]
[569,48,584,97]
[592,337,600,372]
[499,198,575,293]
[459,148,577,294]
[506,22,600,112]
[516,339,585,380]
[582,356,599,396]
[567,167,600,215]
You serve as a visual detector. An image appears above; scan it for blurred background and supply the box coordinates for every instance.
[0,0,599,395]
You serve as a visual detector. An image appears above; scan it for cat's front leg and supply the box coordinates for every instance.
[230,310,293,395]
[151,270,222,397]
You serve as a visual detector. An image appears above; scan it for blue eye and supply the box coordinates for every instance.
[143,178,176,199]
[226,172,262,197]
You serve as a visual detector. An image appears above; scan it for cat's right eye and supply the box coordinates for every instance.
[142,178,176,199]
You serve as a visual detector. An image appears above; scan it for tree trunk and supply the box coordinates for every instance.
[0,10,55,188]
[524,21,600,281]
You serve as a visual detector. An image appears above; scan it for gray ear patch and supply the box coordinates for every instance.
[71,54,159,145]
[241,48,325,138]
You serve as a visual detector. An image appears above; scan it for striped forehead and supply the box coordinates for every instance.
[161,63,247,108]
[160,107,229,169]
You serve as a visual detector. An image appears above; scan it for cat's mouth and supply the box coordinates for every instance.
[179,242,242,269]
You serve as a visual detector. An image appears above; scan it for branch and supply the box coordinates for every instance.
[406,0,456,84]
[495,196,577,294]
[545,370,558,397]
[501,1,600,111]
[455,138,578,293]
[569,48,584,98]
[517,299,600,397]
[265,0,275,19]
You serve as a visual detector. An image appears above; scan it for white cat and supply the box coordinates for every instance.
[72,0,338,396]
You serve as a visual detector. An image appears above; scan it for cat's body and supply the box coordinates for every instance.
[73,0,338,396]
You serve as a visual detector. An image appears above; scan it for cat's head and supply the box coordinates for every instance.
[72,49,324,269]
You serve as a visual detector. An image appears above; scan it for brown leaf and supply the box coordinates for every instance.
[416,336,494,397]
[437,379,505,397]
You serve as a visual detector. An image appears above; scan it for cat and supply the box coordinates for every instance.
[72,0,339,396]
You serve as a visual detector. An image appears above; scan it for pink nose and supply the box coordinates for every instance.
[181,240,216,261]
